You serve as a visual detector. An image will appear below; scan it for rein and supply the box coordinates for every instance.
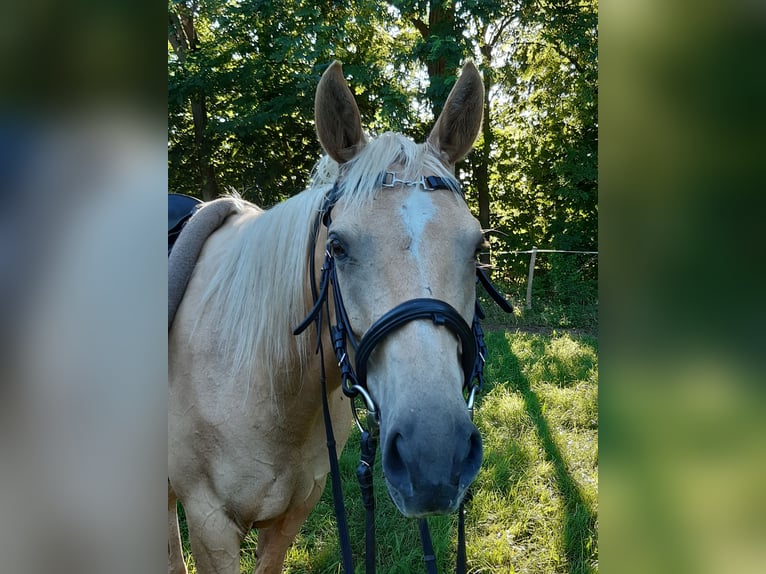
[294,173,512,574]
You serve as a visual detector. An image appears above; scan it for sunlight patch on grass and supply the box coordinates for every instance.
[537,382,598,431]
[472,330,599,573]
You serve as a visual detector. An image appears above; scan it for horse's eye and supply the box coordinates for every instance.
[329,238,347,259]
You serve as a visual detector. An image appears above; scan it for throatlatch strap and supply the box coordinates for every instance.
[477,267,513,313]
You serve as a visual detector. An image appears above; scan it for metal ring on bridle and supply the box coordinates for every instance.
[349,384,376,416]
[349,384,379,435]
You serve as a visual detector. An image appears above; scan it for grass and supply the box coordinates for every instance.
[477,289,598,334]
[178,330,598,573]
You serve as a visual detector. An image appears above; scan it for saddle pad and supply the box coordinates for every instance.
[168,197,244,328]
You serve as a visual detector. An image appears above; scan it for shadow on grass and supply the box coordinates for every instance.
[506,351,598,574]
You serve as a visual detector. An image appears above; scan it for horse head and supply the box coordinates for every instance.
[314,61,485,518]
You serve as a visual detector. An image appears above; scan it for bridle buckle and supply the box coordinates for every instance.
[380,172,437,191]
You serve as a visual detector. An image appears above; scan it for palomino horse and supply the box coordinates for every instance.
[168,61,486,574]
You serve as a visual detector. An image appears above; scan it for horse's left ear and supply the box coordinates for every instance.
[427,62,484,165]
[315,61,366,163]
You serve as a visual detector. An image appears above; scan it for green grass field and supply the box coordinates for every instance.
[179,329,598,573]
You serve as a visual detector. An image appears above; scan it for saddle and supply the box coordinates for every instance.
[168,193,202,255]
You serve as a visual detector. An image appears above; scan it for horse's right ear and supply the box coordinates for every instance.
[427,62,484,166]
[315,61,366,163]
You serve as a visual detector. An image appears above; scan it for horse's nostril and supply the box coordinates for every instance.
[384,433,406,479]
[461,427,483,481]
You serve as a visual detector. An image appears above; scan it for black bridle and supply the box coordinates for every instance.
[294,173,512,574]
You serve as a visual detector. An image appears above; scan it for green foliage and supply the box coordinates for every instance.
[169,0,420,204]
[463,0,598,316]
[168,0,598,313]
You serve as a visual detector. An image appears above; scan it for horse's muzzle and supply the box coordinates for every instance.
[380,416,482,517]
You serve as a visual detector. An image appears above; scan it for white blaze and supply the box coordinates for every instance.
[400,190,435,262]
[400,190,438,345]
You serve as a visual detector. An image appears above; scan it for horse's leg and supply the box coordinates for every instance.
[184,490,245,574]
[168,481,188,574]
[252,481,325,574]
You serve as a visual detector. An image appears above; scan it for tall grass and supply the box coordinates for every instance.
[178,330,598,573]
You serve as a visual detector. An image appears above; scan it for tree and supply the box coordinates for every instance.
[460,0,519,261]
[452,1,599,282]
[168,0,422,204]
[168,0,220,200]
[167,0,599,309]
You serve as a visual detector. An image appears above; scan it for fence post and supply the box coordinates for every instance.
[525,247,537,310]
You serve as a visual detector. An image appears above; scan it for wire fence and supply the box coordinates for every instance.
[490,247,598,309]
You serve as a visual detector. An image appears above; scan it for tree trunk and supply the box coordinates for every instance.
[168,6,219,200]
[190,97,219,201]
[410,0,459,118]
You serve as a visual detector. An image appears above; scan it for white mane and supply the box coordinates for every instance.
[192,189,324,399]
[196,132,461,399]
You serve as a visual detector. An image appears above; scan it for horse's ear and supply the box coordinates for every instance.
[315,61,366,163]
[427,62,484,165]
